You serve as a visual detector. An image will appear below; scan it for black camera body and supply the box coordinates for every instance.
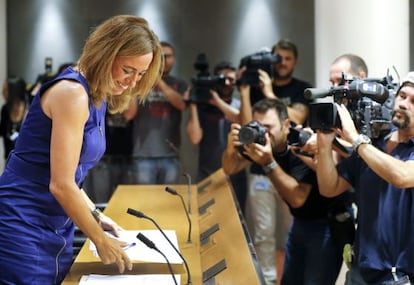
[190,75,226,104]
[238,51,281,86]
[189,53,227,104]
[287,127,312,147]
[306,75,398,138]
[238,120,267,145]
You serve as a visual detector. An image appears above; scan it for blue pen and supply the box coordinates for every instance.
[123,242,136,251]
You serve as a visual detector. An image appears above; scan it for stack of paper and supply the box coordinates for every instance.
[79,274,181,285]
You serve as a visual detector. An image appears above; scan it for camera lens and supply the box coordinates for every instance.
[239,127,258,145]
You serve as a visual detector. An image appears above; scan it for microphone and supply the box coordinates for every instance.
[304,87,331,100]
[165,186,192,244]
[127,208,193,285]
[137,232,178,285]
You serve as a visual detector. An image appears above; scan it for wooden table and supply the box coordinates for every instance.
[63,169,264,285]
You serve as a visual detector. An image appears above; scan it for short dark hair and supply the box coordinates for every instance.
[271,38,298,58]
[160,41,175,52]
[252,98,288,122]
[213,61,236,75]
[332,54,368,77]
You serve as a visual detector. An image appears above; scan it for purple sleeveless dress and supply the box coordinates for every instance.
[0,67,106,284]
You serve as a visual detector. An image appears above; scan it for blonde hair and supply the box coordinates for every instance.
[78,15,163,113]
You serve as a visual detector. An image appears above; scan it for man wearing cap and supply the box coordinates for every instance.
[315,72,414,284]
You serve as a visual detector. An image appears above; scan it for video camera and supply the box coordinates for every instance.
[305,74,399,138]
[189,53,226,104]
[238,50,281,87]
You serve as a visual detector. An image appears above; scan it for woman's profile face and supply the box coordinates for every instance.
[111,52,153,95]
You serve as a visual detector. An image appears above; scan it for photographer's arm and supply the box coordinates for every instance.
[267,168,312,208]
[336,103,414,188]
[222,124,251,174]
[245,132,311,208]
[239,84,253,125]
[316,130,353,198]
[257,69,306,125]
[156,78,186,111]
[355,141,414,188]
[186,103,203,144]
[209,90,240,123]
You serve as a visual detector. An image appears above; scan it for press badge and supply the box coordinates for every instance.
[253,176,271,192]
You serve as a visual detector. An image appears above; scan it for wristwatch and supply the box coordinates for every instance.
[92,207,103,222]
[262,160,278,174]
[352,134,371,152]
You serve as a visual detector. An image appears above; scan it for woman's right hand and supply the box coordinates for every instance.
[95,236,133,273]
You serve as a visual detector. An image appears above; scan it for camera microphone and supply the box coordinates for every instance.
[136,232,178,285]
[165,187,192,244]
[126,208,193,285]
[304,87,331,100]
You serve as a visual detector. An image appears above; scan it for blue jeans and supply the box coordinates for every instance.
[132,157,180,184]
[281,218,343,285]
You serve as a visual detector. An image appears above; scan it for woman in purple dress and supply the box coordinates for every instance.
[0,15,162,284]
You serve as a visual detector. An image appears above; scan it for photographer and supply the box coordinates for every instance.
[315,73,414,284]
[187,61,247,213]
[126,41,188,185]
[271,39,313,124]
[238,40,312,126]
[222,98,345,285]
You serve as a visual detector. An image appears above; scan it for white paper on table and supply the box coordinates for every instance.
[79,274,181,285]
[89,229,183,264]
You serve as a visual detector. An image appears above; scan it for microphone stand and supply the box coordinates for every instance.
[165,186,192,244]
[183,173,192,215]
[165,139,193,216]
[127,208,193,285]
[136,232,178,285]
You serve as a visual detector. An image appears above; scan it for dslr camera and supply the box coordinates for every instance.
[238,50,281,87]
[189,53,226,104]
[287,127,312,147]
[305,74,398,138]
[238,120,267,145]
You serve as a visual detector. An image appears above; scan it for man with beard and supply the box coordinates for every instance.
[315,72,414,284]
[271,39,313,125]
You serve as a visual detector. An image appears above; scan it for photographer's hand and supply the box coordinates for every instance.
[208,90,221,107]
[258,69,275,98]
[335,103,359,143]
[222,123,250,175]
[226,123,242,156]
[243,132,274,166]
